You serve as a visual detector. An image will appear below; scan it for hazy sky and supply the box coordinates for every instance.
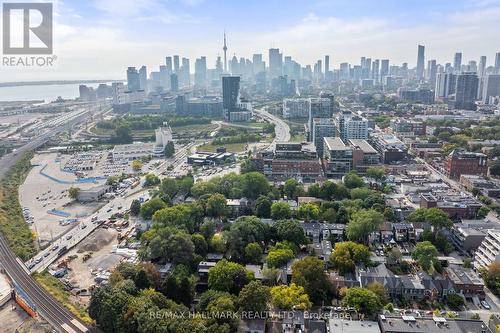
[2,0,500,82]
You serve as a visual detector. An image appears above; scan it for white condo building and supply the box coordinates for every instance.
[282,98,311,118]
[153,124,173,156]
[474,229,500,270]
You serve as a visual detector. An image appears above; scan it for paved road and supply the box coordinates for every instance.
[28,142,195,272]
[253,107,291,147]
[0,103,108,333]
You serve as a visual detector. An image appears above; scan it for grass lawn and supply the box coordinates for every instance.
[33,272,93,325]
[290,133,306,142]
[197,142,247,153]
[0,152,36,260]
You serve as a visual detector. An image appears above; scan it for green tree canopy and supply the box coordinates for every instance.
[267,248,295,268]
[412,241,439,272]
[130,199,141,216]
[408,208,452,231]
[346,209,384,244]
[271,201,292,220]
[208,259,250,294]
[291,256,330,304]
[341,287,382,316]
[270,283,312,310]
[226,216,267,261]
[237,281,270,313]
[244,242,263,264]
[205,193,228,217]
[140,197,167,220]
[297,203,320,221]
[273,219,306,247]
[329,241,370,275]
[164,141,175,158]
[255,195,272,218]
[343,171,365,188]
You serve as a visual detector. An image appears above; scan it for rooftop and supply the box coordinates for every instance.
[324,137,349,151]
[349,139,378,154]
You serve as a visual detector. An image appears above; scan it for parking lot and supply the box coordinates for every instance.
[19,153,107,245]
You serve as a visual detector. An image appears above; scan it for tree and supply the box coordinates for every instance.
[478,206,491,219]
[383,207,397,222]
[329,241,370,275]
[366,282,387,304]
[68,187,80,199]
[267,248,294,268]
[341,287,382,316]
[241,172,270,199]
[144,173,160,187]
[283,179,304,199]
[200,219,216,240]
[191,233,208,257]
[245,242,263,264]
[408,208,452,231]
[208,259,249,294]
[152,203,200,232]
[112,124,132,144]
[237,281,270,312]
[273,220,306,246]
[308,183,321,198]
[321,208,337,223]
[140,197,167,219]
[206,193,228,217]
[343,171,364,188]
[412,241,438,272]
[297,203,319,221]
[130,199,141,216]
[160,265,195,306]
[141,227,195,264]
[366,167,385,181]
[346,209,384,244]
[131,160,143,172]
[446,294,465,310]
[240,158,260,174]
[255,195,272,218]
[350,188,373,200]
[164,141,175,158]
[271,201,292,220]
[160,178,179,199]
[210,234,226,253]
[270,283,312,310]
[481,262,500,296]
[226,216,267,261]
[88,284,132,332]
[291,256,330,304]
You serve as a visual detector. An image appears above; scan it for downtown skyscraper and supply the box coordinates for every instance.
[416,45,425,80]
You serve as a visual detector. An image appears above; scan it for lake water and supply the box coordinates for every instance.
[0,83,104,102]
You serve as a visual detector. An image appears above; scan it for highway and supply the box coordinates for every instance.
[0,103,109,179]
[253,106,291,146]
[0,102,108,333]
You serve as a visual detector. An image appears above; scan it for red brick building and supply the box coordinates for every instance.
[444,149,488,179]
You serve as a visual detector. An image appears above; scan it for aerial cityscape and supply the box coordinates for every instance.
[1,1,500,333]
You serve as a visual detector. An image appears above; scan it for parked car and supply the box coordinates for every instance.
[481,300,491,310]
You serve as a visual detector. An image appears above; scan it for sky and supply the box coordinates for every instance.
[1,0,500,82]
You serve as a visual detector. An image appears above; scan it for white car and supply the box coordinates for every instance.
[481,300,491,310]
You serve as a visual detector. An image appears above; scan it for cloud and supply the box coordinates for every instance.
[2,0,500,82]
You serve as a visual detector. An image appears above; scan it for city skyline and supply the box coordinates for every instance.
[1,0,500,81]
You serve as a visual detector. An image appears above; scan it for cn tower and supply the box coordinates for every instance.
[223,31,228,73]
